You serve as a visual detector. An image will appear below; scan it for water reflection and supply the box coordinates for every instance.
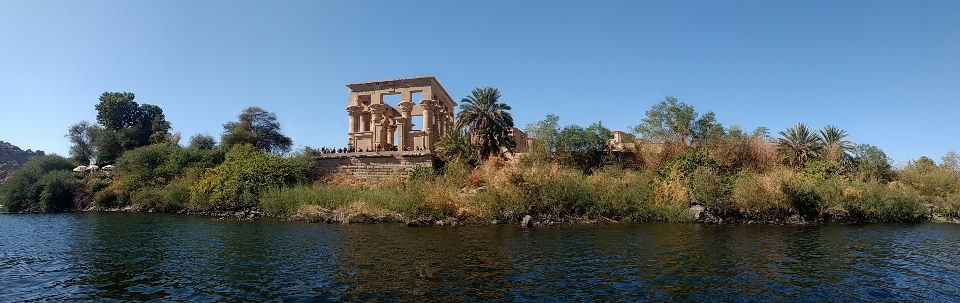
[1,213,959,302]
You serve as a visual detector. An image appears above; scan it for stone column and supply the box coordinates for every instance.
[386,123,396,147]
[346,106,361,134]
[438,106,448,136]
[371,104,384,147]
[419,100,433,149]
[361,112,371,132]
[398,101,414,149]
[421,100,434,133]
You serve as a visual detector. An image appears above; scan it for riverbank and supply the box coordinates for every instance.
[4,146,960,226]
[79,198,960,228]
[246,158,960,226]
[70,157,960,226]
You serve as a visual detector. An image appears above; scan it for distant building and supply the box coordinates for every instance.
[510,127,529,153]
[608,130,637,151]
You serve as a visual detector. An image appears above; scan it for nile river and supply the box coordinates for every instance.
[1,212,959,302]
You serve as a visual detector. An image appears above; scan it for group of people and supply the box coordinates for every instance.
[318,144,430,154]
[319,147,356,154]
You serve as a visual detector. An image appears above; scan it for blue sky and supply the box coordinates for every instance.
[1,0,958,165]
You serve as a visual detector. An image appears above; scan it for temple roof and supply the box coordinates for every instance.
[346,76,437,91]
[345,76,454,105]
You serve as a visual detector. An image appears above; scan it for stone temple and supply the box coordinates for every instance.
[321,76,535,183]
[345,76,456,151]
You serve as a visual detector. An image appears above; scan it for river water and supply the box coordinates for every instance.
[1,212,958,302]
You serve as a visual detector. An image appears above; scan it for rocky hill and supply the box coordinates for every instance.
[0,141,46,182]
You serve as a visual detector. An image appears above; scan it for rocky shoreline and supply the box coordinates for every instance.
[73,204,960,226]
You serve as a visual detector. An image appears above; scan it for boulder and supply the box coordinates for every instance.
[688,205,705,221]
[521,215,532,227]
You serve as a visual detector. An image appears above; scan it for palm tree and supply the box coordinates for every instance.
[820,125,856,169]
[455,87,516,162]
[777,123,823,167]
[435,130,475,165]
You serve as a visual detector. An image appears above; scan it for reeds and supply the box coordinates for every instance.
[253,159,695,223]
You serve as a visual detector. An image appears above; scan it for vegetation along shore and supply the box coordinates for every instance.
[2,89,960,226]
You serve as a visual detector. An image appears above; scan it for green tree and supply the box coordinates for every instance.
[556,122,612,154]
[96,92,141,130]
[777,122,823,167]
[941,151,960,174]
[65,120,100,165]
[525,114,560,153]
[93,129,122,165]
[853,144,894,183]
[913,156,938,172]
[553,122,614,172]
[435,130,475,165]
[93,92,171,163]
[221,106,293,154]
[898,156,959,197]
[752,126,771,139]
[187,133,217,150]
[454,87,516,162]
[820,125,856,169]
[631,96,723,146]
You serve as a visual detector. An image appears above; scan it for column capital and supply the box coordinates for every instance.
[419,99,436,110]
[398,101,415,114]
[346,105,361,115]
[370,104,385,115]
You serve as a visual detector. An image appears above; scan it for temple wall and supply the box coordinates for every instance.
[315,152,436,184]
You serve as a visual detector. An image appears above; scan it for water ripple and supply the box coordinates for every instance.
[2,214,960,302]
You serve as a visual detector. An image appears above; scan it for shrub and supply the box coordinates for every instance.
[802,160,846,183]
[190,145,314,211]
[782,180,822,219]
[88,177,112,193]
[131,181,191,212]
[710,137,780,172]
[93,188,120,209]
[689,166,729,206]
[408,165,437,183]
[656,147,714,180]
[932,194,960,219]
[115,143,224,192]
[38,170,81,212]
[0,155,78,212]
[842,181,925,222]
[414,186,461,220]
[896,158,959,197]
[728,168,798,219]
[473,182,526,222]
[652,168,690,207]
[259,187,311,217]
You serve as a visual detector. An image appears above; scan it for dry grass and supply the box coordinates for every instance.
[727,167,799,219]
[652,169,690,207]
[291,201,401,223]
[317,171,365,188]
